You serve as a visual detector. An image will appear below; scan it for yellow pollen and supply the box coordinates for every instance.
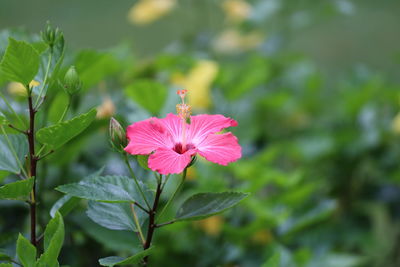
[176,90,191,152]
[176,89,191,120]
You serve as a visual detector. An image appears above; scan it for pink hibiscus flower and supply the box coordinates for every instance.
[124,90,241,174]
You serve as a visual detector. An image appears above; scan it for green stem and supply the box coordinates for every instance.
[0,125,28,178]
[0,91,27,128]
[34,51,52,108]
[130,203,146,245]
[123,153,151,209]
[36,145,46,158]
[156,168,187,223]
[57,95,72,123]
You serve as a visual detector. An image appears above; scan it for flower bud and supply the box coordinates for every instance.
[63,66,82,95]
[41,21,63,50]
[109,117,128,152]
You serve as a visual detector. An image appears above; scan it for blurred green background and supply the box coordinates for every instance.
[1,0,400,266]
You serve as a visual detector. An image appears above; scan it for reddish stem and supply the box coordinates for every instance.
[27,94,38,247]
[142,179,163,265]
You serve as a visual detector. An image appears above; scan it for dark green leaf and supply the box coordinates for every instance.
[77,216,138,251]
[279,200,336,236]
[87,201,145,231]
[36,108,96,149]
[99,247,155,266]
[0,251,12,262]
[50,195,80,218]
[56,181,134,203]
[0,38,39,85]
[176,192,248,221]
[16,234,36,267]
[56,175,152,206]
[125,80,167,115]
[0,178,34,200]
[0,133,28,173]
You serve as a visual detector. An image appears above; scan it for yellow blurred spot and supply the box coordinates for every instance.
[213,29,264,54]
[251,229,274,244]
[96,96,116,119]
[171,60,219,110]
[7,80,40,97]
[195,216,224,236]
[186,166,197,180]
[222,0,252,23]
[392,112,400,134]
[127,0,176,25]
[30,80,40,88]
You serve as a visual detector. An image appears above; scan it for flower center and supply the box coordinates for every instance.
[173,143,194,154]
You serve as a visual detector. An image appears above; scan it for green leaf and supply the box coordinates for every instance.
[0,251,12,262]
[0,170,9,183]
[41,212,64,267]
[279,200,336,236]
[0,115,7,125]
[0,133,28,173]
[0,178,34,200]
[50,195,80,218]
[136,155,150,171]
[86,201,145,231]
[0,263,13,267]
[36,108,96,149]
[99,247,155,267]
[75,50,119,91]
[0,38,40,85]
[125,80,167,115]
[262,251,280,267]
[56,175,152,206]
[175,192,248,221]
[47,92,69,124]
[17,234,37,267]
[56,180,134,203]
[77,216,138,251]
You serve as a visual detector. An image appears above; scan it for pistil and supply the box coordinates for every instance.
[176,90,191,152]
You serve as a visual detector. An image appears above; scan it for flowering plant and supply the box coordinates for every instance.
[57,90,248,265]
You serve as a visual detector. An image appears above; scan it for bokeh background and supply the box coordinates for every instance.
[1,0,400,266]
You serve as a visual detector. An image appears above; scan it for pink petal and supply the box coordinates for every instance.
[148,148,196,175]
[124,118,173,155]
[197,132,241,166]
[187,114,238,146]
[156,113,185,144]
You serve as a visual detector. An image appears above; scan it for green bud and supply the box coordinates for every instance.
[109,117,128,153]
[63,66,82,95]
[41,21,63,50]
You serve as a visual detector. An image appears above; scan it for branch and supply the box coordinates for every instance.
[8,124,27,135]
[134,202,150,214]
[155,220,176,228]
[37,150,54,161]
